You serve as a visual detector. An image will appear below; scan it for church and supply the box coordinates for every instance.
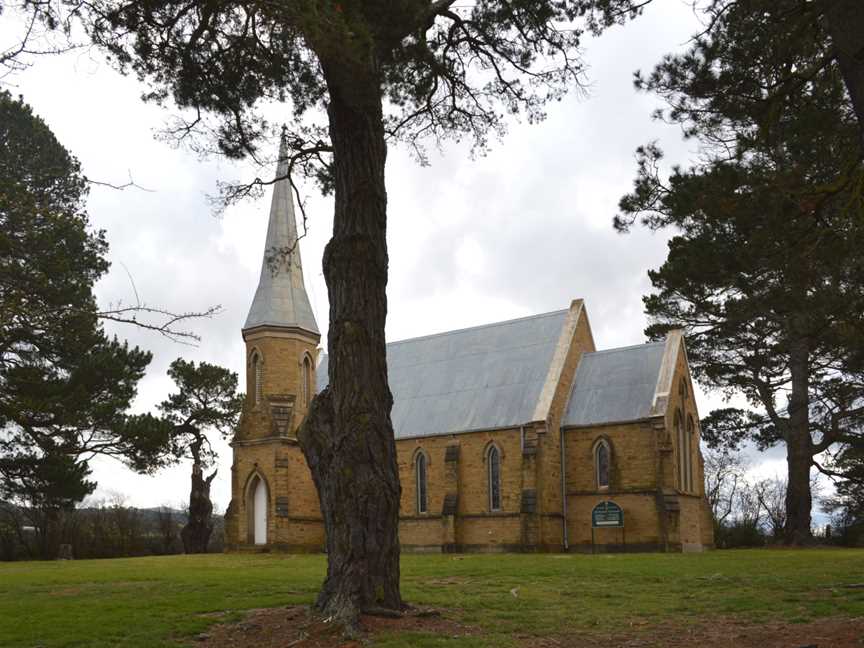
[224,146,714,554]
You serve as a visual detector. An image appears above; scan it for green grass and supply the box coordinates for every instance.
[1,549,863,647]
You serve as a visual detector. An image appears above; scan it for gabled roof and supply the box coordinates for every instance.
[243,133,319,336]
[316,309,571,439]
[562,341,666,428]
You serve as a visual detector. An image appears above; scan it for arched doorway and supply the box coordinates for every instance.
[246,474,268,545]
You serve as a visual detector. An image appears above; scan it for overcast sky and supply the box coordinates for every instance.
[2,2,792,511]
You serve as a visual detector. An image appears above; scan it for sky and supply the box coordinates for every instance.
[2,1,792,512]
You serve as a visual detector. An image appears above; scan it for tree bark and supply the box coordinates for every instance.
[297,65,402,630]
[181,459,216,554]
[784,336,813,545]
[822,0,864,146]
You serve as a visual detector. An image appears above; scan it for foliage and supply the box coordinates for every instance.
[0,497,226,561]
[69,0,601,181]
[616,0,864,543]
[157,359,242,469]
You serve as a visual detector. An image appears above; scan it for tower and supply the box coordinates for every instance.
[225,135,325,550]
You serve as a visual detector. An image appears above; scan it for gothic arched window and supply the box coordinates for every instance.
[595,439,610,489]
[488,445,502,511]
[302,353,313,408]
[250,351,263,406]
[415,452,428,514]
[686,415,696,493]
[675,410,685,491]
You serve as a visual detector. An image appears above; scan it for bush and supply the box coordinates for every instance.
[715,520,767,548]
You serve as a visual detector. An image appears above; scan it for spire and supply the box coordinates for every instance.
[243,129,320,336]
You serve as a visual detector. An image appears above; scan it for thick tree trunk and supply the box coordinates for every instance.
[822,0,864,146]
[784,338,813,545]
[181,461,216,554]
[297,66,402,629]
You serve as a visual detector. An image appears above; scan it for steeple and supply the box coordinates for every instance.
[243,130,319,336]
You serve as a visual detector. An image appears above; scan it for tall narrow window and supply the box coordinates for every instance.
[415,452,428,514]
[595,440,610,489]
[251,352,263,406]
[675,410,685,491]
[686,415,695,493]
[488,446,501,511]
[302,354,313,407]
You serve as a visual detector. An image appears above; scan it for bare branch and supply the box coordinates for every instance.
[97,304,222,345]
[85,170,155,192]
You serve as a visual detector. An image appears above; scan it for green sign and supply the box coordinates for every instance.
[592,501,624,528]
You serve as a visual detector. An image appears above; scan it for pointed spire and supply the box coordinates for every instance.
[243,129,320,336]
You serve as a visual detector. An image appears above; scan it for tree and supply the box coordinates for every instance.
[0,90,184,557]
[0,2,80,80]
[703,447,747,531]
[615,1,864,544]
[49,0,627,625]
[158,359,241,554]
[753,477,787,541]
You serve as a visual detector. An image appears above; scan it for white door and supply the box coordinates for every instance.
[253,478,268,545]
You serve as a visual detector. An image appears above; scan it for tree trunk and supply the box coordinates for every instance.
[298,65,402,630]
[181,461,216,554]
[784,337,813,545]
[822,0,864,146]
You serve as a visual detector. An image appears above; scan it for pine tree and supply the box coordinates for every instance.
[0,91,170,557]
[157,359,242,554]
[615,2,864,544]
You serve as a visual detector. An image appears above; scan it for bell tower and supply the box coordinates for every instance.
[225,132,323,550]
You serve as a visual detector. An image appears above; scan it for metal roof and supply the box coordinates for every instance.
[243,134,319,335]
[562,341,666,427]
[316,309,569,439]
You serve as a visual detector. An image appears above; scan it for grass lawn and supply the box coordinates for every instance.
[2,549,864,647]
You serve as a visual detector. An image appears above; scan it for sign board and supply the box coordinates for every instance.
[592,501,624,528]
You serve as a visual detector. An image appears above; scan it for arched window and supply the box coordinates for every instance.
[686,415,696,493]
[301,353,313,408]
[679,377,688,400]
[487,445,502,511]
[250,351,263,406]
[675,410,685,491]
[415,452,428,514]
[595,439,610,489]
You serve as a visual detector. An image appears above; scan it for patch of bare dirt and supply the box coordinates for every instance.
[525,616,864,648]
[189,605,478,647]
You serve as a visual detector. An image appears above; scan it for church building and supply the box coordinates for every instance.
[224,145,714,554]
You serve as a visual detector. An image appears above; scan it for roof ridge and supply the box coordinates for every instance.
[385,308,569,347]
[585,340,664,356]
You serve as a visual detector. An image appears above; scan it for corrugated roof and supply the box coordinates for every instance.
[316,309,568,439]
[562,341,666,427]
[243,134,319,335]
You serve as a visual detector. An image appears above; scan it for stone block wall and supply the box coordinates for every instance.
[241,330,319,440]
[396,428,529,551]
